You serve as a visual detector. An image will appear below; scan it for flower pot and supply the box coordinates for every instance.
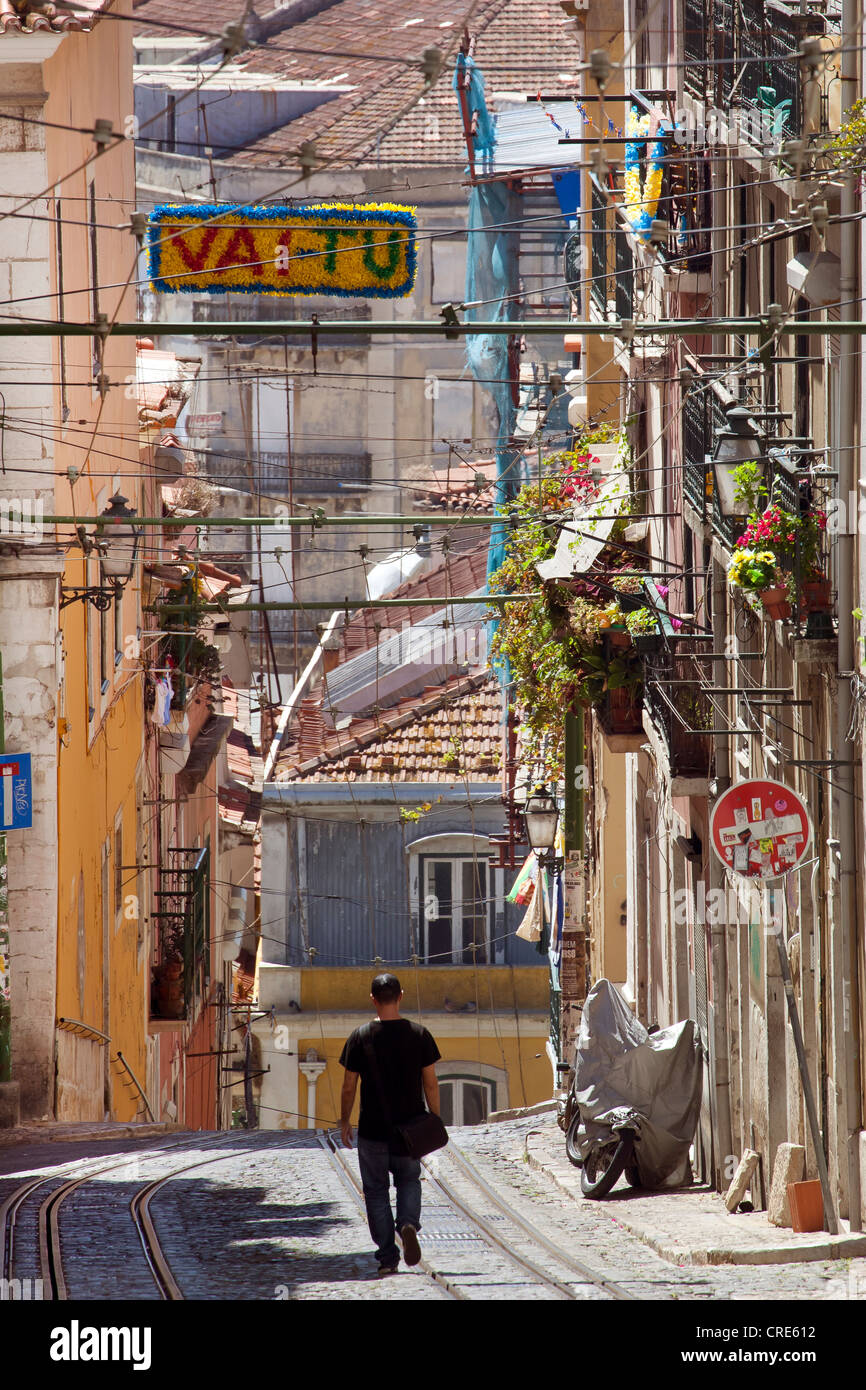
[606,628,631,650]
[603,685,643,735]
[799,577,832,614]
[152,959,185,1020]
[759,586,792,621]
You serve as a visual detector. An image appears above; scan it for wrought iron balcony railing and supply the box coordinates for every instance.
[615,227,634,321]
[642,617,716,781]
[683,0,826,137]
[204,450,372,495]
[151,846,210,1022]
[590,179,610,314]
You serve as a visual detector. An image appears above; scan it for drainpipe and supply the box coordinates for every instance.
[708,560,733,1186]
[833,0,863,1229]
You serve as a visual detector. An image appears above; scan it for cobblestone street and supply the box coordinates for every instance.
[2,1117,863,1303]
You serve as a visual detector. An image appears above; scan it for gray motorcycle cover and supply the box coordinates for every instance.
[573,979,703,1189]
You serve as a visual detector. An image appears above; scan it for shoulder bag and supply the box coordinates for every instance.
[361,1024,448,1159]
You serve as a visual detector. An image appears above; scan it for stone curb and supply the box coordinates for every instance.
[523,1128,866,1267]
[487,1100,560,1124]
[0,1120,182,1148]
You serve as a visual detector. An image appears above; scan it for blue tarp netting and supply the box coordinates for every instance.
[455,57,521,585]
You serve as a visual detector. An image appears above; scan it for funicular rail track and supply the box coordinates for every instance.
[320,1132,464,1299]
[1,1136,242,1301]
[323,1130,634,1300]
[440,1139,636,1301]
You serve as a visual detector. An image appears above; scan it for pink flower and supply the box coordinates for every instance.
[671,618,683,630]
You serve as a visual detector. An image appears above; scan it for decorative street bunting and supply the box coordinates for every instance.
[709,778,812,882]
[147,203,418,298]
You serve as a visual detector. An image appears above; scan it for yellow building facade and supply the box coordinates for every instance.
[45,11,147,1121]
[253,966,551,1132]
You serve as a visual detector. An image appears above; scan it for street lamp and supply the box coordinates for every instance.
[523,784,563,873]
[60,493,142,611]
[711,404,768,518]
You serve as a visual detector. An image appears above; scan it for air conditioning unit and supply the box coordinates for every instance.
[786,251,840,306]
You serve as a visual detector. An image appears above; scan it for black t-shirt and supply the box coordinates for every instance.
[340,1018,441,1143]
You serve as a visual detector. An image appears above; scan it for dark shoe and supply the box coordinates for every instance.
[376,1262,399,1278]
[400,1224,421,1267]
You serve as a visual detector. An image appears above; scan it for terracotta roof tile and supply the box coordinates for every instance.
[229,0,569,170]
[275,670,503,783]
[340,541,489,659]
[0,0,108,33]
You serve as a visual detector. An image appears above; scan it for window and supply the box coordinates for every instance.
[114,813,123,930]
[431,379,475,452]
[439,1076,494,1127]
[85,555,96,722]
[420,855,490,963]
[431,236,467,304]
[89,180,100,384]
[55,196,69,422]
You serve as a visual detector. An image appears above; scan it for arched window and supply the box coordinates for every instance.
[406,834,505,965]
[435,1060,508,1125]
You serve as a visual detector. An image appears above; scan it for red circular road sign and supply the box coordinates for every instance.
[709,778,812,882]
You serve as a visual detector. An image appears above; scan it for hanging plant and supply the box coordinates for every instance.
[488,433,641,779]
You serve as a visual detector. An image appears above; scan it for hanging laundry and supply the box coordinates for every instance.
[151,675,173,726]
[506,850,537,906]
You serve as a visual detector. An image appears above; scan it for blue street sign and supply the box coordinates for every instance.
[0,754,32,831]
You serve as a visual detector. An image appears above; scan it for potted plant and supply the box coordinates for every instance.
[625,605,662,653]
[598,601,631,648]
[727,547,788,617]
[800,573,832,613]
[732,499,828,621]
[152,955,185,1020]
[152,919,186,1020]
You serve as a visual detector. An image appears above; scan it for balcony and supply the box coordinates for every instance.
[615,226,634,321]
[655,155,713,277]
[682,379,735,540]
[151,846,210,1023]
[643,638,716,782]
[683,0,826,136]
[590,179,610,315]
[191,297,372,343]
[205,450,372,495]
[684,0,710,99]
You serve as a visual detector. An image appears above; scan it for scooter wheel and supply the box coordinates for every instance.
[565,1112,583,1168]
[580,1131,635,1198]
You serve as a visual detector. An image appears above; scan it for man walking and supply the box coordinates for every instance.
[340,973,442,1276]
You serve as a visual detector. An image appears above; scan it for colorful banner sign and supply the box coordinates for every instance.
[147,203,417,298]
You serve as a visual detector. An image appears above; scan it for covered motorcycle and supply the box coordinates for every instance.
[564,979,703,1197]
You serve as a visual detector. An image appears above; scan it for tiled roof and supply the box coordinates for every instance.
[0,0,109,32]
[137,343,200,431]
[275,669,502,782]
[231,0,571,170]
[412,461,497,513]
[132,0,264,40]
[219,784,262,834]
[340,540,489,659]
[218,675,262,833]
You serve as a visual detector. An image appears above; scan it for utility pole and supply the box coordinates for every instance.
[833,0,863,1230]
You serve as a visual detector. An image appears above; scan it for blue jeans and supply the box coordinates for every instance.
[357,1136,422,1268]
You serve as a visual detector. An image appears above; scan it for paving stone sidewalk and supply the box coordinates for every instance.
[520,1115,866,1266]
[453,1115,866,1299]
